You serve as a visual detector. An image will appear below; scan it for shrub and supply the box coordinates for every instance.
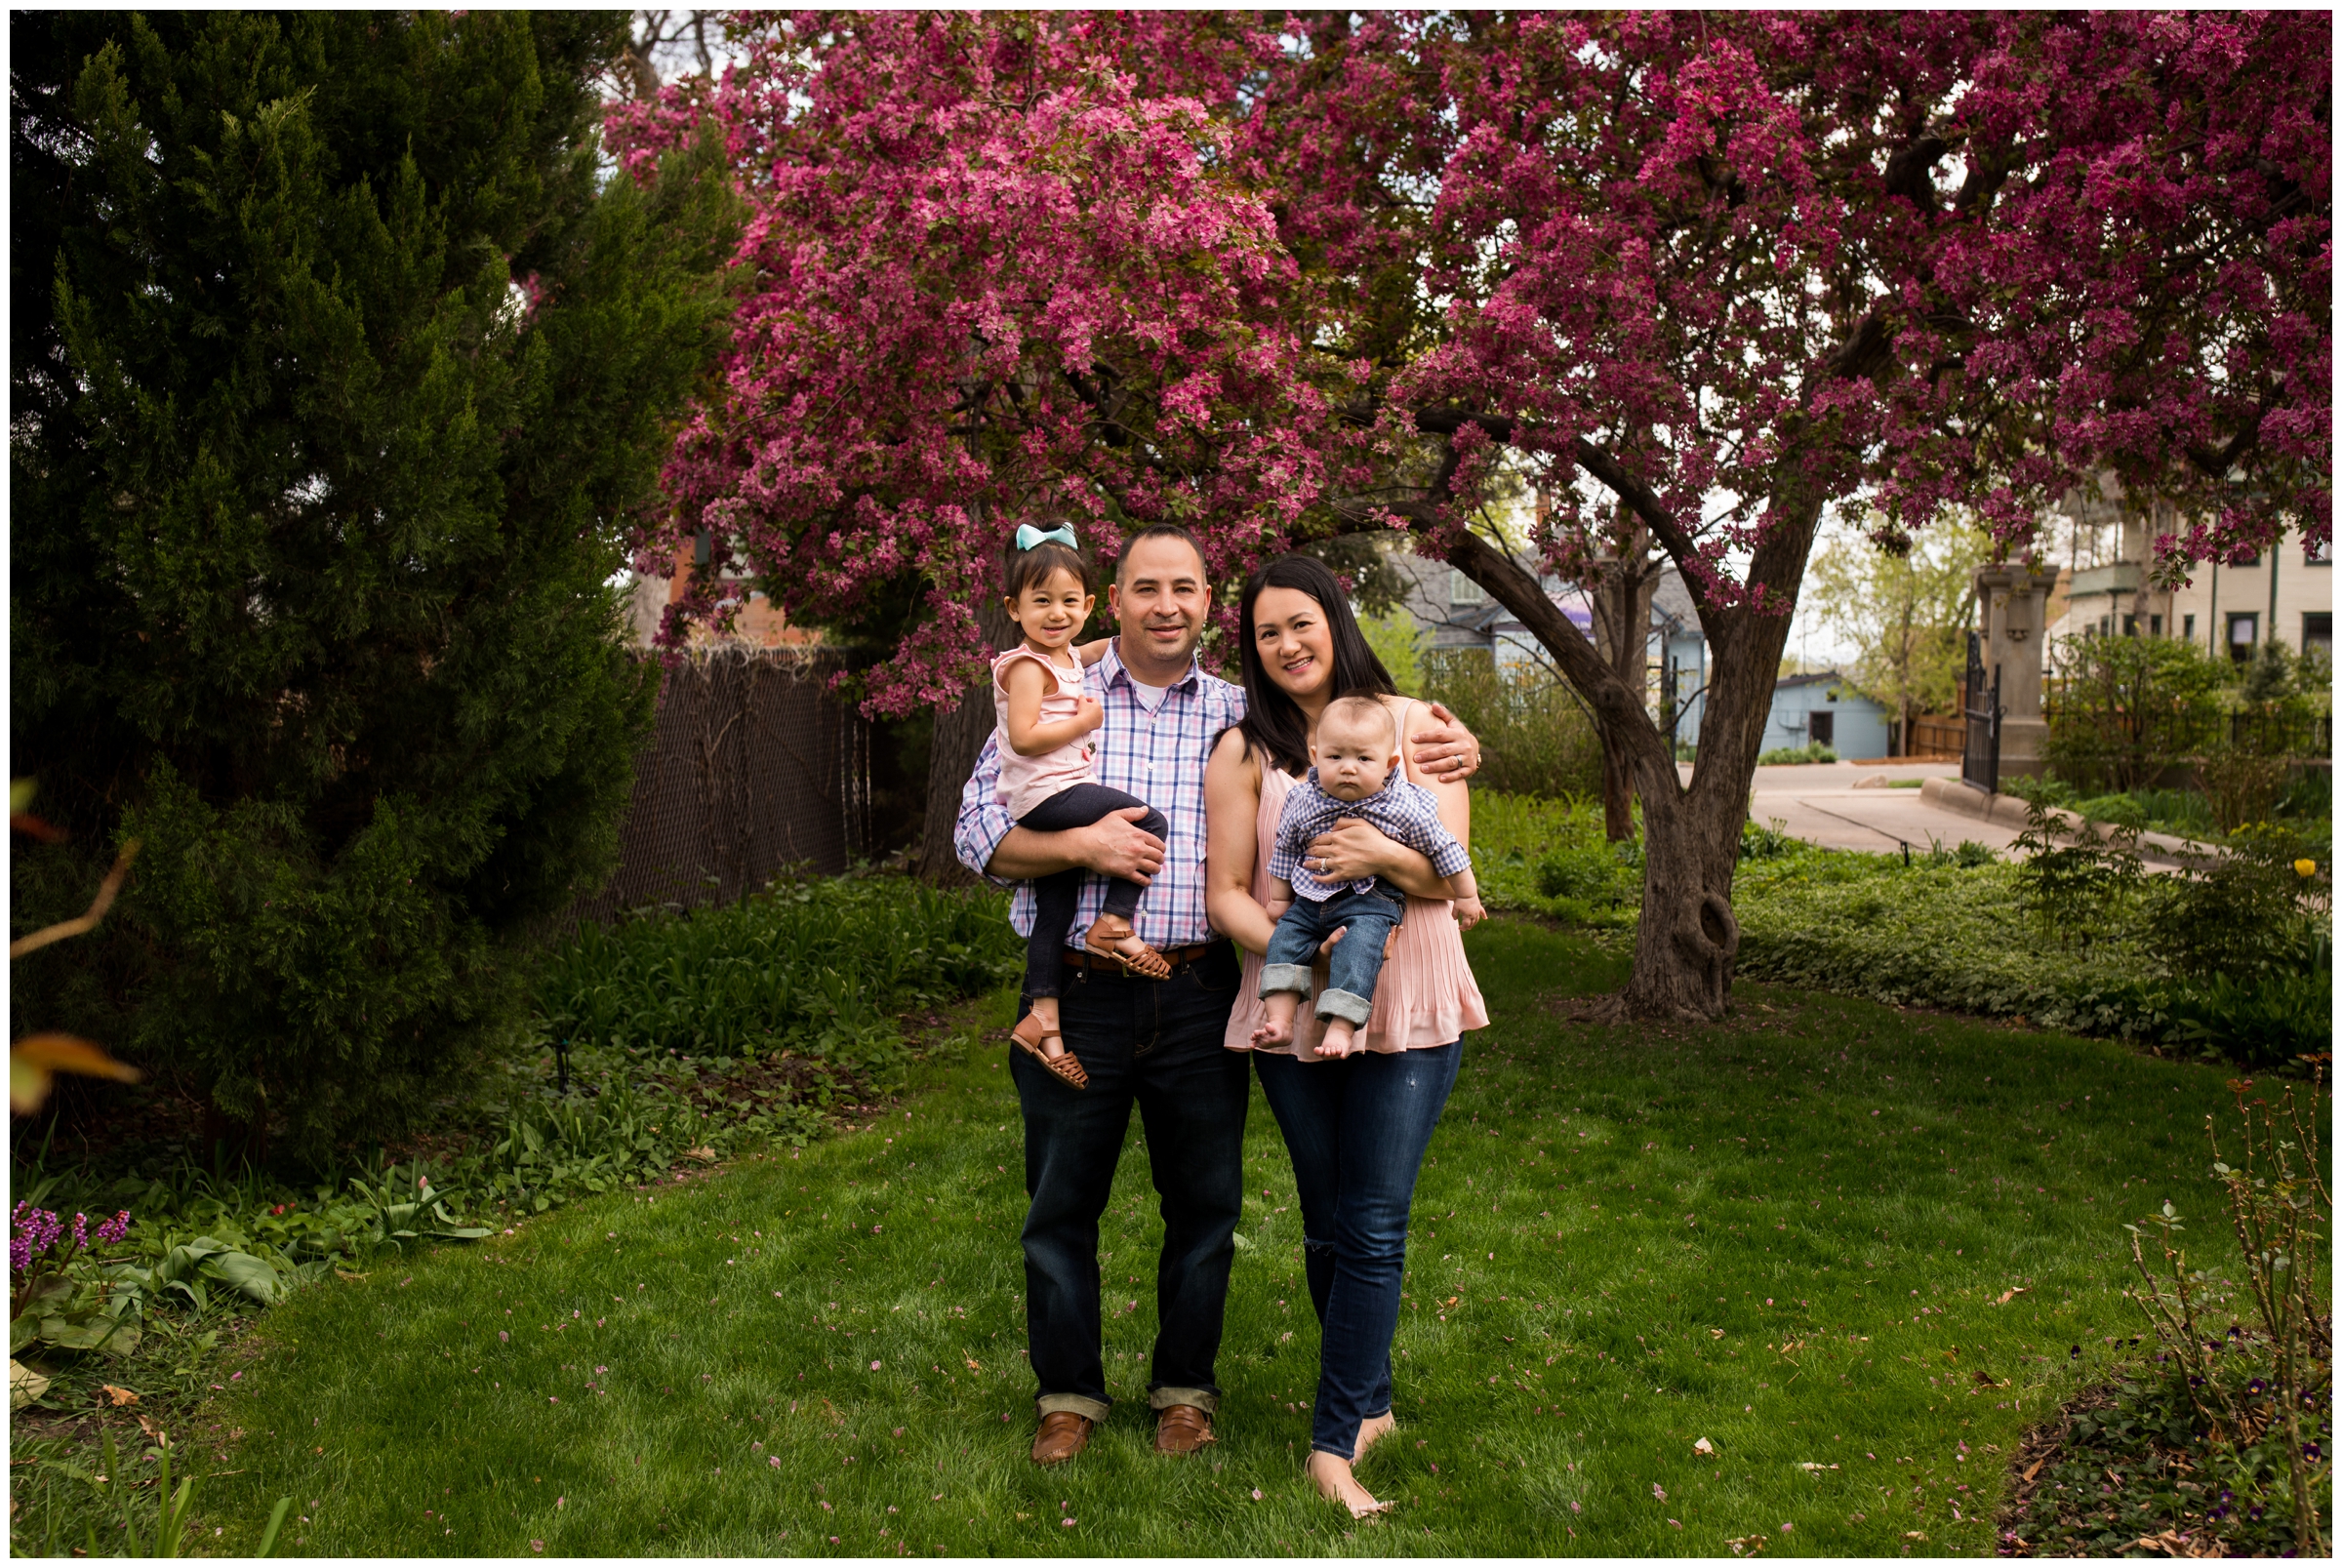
[533,874,1021,1071]
[2043,632,2232,792]
[1357,609,1425,698]
[1420,650,1602,799]
[9,14,737,1162]
[1756,742,1837,765]
[2145,822,2331,980]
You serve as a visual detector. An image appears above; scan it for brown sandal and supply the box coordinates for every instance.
[1011,1012,1088,1089]
[1082,924,1172,980]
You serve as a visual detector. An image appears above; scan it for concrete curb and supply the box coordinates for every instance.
[1918,777,2222,864]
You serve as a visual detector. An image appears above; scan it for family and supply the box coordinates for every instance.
[951,521,1489,1518]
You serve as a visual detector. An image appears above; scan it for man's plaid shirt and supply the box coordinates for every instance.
[953,638,1246,949]
[1269,769,1470,901]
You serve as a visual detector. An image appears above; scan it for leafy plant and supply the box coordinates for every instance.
[2011,793,2146,947]
[2121,1070,2331,1554]
[1755,742,1838,765]
[10,12,739,1162]
[1419,650,1603,801]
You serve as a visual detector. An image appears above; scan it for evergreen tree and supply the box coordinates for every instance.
[10,12,736,1161]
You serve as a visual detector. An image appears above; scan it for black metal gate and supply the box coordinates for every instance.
[1961,629,2001,793]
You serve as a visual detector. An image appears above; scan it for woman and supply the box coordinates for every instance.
[1203,554,1487,1519]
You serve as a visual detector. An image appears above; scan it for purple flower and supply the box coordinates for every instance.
[2304,1442,2322,1462]
[71,1214,89,1253]
[94,1211,131,1246]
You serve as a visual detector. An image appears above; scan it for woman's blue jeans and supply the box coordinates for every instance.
[1252,1039,1460,1460]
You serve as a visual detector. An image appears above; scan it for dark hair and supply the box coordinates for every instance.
[1002,531,1093,603]
[1114,522,1209,584]
[1233,554,1397,777]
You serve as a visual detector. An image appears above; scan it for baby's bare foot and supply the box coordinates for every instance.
[1319,1019,1358,1057]
[1306,1451,1391,1519]
[1251,1019,1293,1048]
[1352,1411,1396,1462]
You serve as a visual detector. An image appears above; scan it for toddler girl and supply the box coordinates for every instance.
[993,525,1171,1089]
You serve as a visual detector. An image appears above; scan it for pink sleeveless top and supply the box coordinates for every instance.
[1223,754,1488,1058]
[991,646,1096,820]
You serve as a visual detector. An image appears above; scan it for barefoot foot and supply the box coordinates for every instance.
[1305,1450,1392,1519]
[1352,1411,1397,1463]
[1250,1018,1294,1048]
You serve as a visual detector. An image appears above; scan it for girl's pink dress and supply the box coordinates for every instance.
[1224,760,1487,1058]
[991,646,1095,820]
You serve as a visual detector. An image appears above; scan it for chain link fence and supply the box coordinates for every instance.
[553,648,872,929]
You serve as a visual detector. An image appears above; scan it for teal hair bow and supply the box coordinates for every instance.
[1014,523,1078,552]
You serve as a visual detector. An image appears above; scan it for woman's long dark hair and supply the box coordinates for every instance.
[1233,554,1398,777]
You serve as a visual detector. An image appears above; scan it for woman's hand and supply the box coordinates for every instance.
[1302,816,1411,888]
[1408,701,1483,783]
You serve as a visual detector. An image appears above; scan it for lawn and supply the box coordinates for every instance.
[186,919,2275,1556]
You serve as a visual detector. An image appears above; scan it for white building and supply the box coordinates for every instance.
[2041,484,2331,663]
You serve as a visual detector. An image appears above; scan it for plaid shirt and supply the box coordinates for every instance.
[953,639,1246,948]
[1269,770,1470,901]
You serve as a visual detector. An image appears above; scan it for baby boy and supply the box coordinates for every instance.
[1251,695,1482,1056]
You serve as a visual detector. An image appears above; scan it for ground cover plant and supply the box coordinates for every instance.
[7,874,1019,1550]
[154,918,2305,1557]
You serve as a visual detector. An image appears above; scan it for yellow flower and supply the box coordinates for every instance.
[2295,859,2318,878]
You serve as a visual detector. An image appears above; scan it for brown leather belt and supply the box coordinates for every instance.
[1062,940,1226,975]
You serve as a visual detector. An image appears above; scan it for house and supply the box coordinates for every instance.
[2041,481,2332,661]
[1764,671,1892,759]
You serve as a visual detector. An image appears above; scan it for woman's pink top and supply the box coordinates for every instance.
[1224,753,1487,1058]
[992,646,1097,820]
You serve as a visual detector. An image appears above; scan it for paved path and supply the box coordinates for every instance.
[1681,759,2031,860]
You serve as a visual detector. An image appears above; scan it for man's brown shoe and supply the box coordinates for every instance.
[1154,1404,1217,1455]
[1031,1411,1094,1466]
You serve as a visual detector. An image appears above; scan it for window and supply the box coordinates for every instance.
[2098,614,2114,637]
[1807,710,1835,747]
[2149,614,2163,636]
[1448,569,1484,607]
[2227,612,2259,663]
[2309,536,2333,566]
[2305,613,2332,655]
[2182,613,2196,642]
[2232,549,2261,568]
[2121,614,2138,637]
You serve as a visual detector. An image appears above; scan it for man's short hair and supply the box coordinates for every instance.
[1321,693,1397,750]
[1114,523,1209,585]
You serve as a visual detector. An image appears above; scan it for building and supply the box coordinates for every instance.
[626,538,821,650]
[1762,671,1892,759]
[2041,483,2331,662]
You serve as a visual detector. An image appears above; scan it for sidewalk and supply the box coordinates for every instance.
[1683,759,2030,859]
[1681,759,2216,866]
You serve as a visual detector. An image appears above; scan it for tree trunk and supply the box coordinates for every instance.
[1446,498,1814,1021]
[1590,519,1659,841]
[913,595,1018,885]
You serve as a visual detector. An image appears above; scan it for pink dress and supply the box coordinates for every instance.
[1224,757,1488,1058]
[991,646,1096,820]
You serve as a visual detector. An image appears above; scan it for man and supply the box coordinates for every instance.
[953,524,1482,1466]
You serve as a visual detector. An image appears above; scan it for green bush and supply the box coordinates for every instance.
[9,13,737,1161]
[2043,632,2233,792]
[534,874,1021,1070]
[1756,742,1838,765]
[1420,650,1602,800]
[2144,821,2331,980]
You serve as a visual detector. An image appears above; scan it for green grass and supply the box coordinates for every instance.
[182,921,2289,1556]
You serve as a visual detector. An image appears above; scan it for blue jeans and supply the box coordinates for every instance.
[1012,941,1249,1423]
[1259,880,1406,1027]
[1252,1039,1461,1459]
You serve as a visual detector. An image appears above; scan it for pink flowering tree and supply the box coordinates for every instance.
[607,14,1356,873]
[1246,10,2326,1018]
[616,12,2327,1016]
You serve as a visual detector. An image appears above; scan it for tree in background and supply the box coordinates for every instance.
[617,12,2327,1020]
[10,12,736,1163]
[1804,518,1993,751]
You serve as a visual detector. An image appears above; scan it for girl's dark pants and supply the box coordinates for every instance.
[1252,1038,1462,1459]
[1015,784,1169,1001]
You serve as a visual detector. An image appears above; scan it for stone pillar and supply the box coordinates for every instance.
[1974,562,2061,778]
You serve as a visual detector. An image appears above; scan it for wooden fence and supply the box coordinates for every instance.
[1906,713,1964,758]
[553,648,872,928]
